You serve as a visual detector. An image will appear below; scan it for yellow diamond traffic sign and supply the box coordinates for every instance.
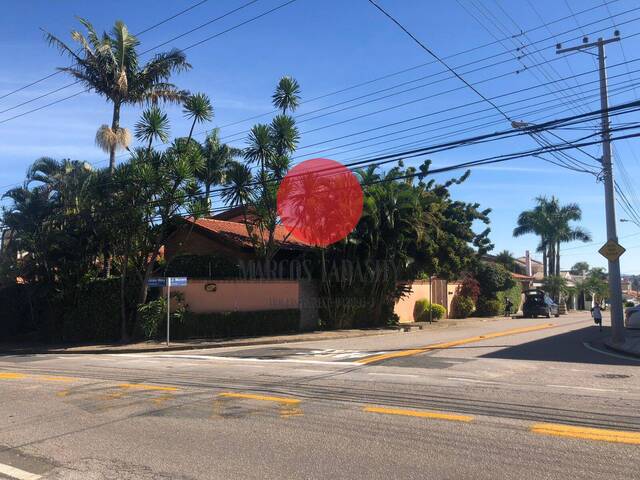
[598,240,626,262]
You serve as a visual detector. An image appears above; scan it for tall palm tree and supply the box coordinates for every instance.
[183,93,213,143]
[272,76,301,114]
[514,196,591,278]
[135,106,170,153]
[198,129,241,206]
[45,18,191,172]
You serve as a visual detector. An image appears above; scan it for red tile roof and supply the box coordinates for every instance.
[186,217,311,250]
[511,272,534,280]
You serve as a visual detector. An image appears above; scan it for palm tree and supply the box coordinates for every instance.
[183,93,213,143]
[245,124,273,176]
[135,106,170,153]
[45,18,190,172]
[495,250,518,273]
[272,76,301,114]
[198,129,241,206]
[513,196,590,277]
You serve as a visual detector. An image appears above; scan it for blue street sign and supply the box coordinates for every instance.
[147,278,166,287]
[168,277,188,287]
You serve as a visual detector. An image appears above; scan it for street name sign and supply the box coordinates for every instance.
[147,278,166,287]
[168,277,188,287]
[598,240,626,262]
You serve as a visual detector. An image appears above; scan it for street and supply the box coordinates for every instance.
[0,311,639,479]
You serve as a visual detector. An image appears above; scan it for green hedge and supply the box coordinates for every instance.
[165,309,300,340]
[164,254,241,279]
[496,282,523,313]
[475,297,502,317]
[413,299,446,322]
[450,295,475,319]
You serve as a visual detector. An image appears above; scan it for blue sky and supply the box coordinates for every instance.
[1,0,640,274]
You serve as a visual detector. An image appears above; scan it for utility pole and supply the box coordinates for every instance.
[556,33,626,343]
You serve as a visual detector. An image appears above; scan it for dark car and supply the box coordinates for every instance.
[522,289,560,318]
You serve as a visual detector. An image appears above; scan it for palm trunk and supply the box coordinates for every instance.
[187,118,196,144]
[120,246,130,342]
[109,102,121,174]
[542,248,547,277]
[548,243,555,278]
[555,241,561,276]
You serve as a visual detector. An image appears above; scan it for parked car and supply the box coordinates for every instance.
[522,289,560,318]
[625,305,640,329]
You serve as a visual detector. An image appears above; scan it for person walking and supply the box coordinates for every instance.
[505,297,513,317]
[591,303,603,331]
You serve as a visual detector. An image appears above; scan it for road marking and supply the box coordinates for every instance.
[0,373,27,380]
[447,377,500,385]
[357,323,555,365]
[531,423,640,445]
[582,341,640,362]
[364,406,473,422]
[118,383,179,392]
[126,354,361,366]
[0,462,41,480]
[545,384,621,393]
[218,392,300,405]
[368,373,419,378]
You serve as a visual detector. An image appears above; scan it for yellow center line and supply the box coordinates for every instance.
[531,423,640,445]
[118,383,179,392]
[0,373,27,380]
[364,406,473,422]
[218,392,301,405]
[356,323,555,364]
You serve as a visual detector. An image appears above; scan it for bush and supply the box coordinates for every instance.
[475,297,503,317]
[413,299,446,322]
[496,282,523,313]
[164,254,241,279]
[475,262,514,298]
[450,295,475,319]
[137,294,187,340]
[169,309,300,339]
[60,277,140,343]
[625,301,635,308]
[457,275,480,303]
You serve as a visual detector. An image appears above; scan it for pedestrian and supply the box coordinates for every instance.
[591,303,603,331]
[505,297,513,317]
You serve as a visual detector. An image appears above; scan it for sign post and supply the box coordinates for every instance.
[165,277,187,347]
[147,277,186,347]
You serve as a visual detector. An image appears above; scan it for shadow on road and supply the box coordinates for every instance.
[481,325,639,365]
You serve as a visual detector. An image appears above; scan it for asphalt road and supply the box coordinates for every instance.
[0,311,638,479]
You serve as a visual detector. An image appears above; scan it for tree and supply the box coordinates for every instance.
[570,261,590,276]
[198,129,241,206]
[45,18,190,172]
[542,275,568,303]
[223,76,301,262]
[272,76,301,114]
[135,106,171,152]
[494,250,523,273]
[183,93,213,143]
[513,196,590,277]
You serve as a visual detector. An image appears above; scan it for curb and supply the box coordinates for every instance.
[603,338,640,359]
[0,328,401,356]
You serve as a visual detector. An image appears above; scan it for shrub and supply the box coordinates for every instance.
[475,262,514,298]
[170,309,300,339]
[457,275,480,303]
[413,299,446,322]
[496,282,523,313]
[450,295,475,319]
[475,297,502,317]
[164,254,241,279]
[625,301,635,308]
[61,277,140,342]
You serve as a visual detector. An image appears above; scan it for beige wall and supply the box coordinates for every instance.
[169,279,300,313]
[394,280,460,323]
[394,281,431,323]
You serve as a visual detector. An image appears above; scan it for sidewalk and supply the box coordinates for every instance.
[0,315,516,355]
[604,328,640,358]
